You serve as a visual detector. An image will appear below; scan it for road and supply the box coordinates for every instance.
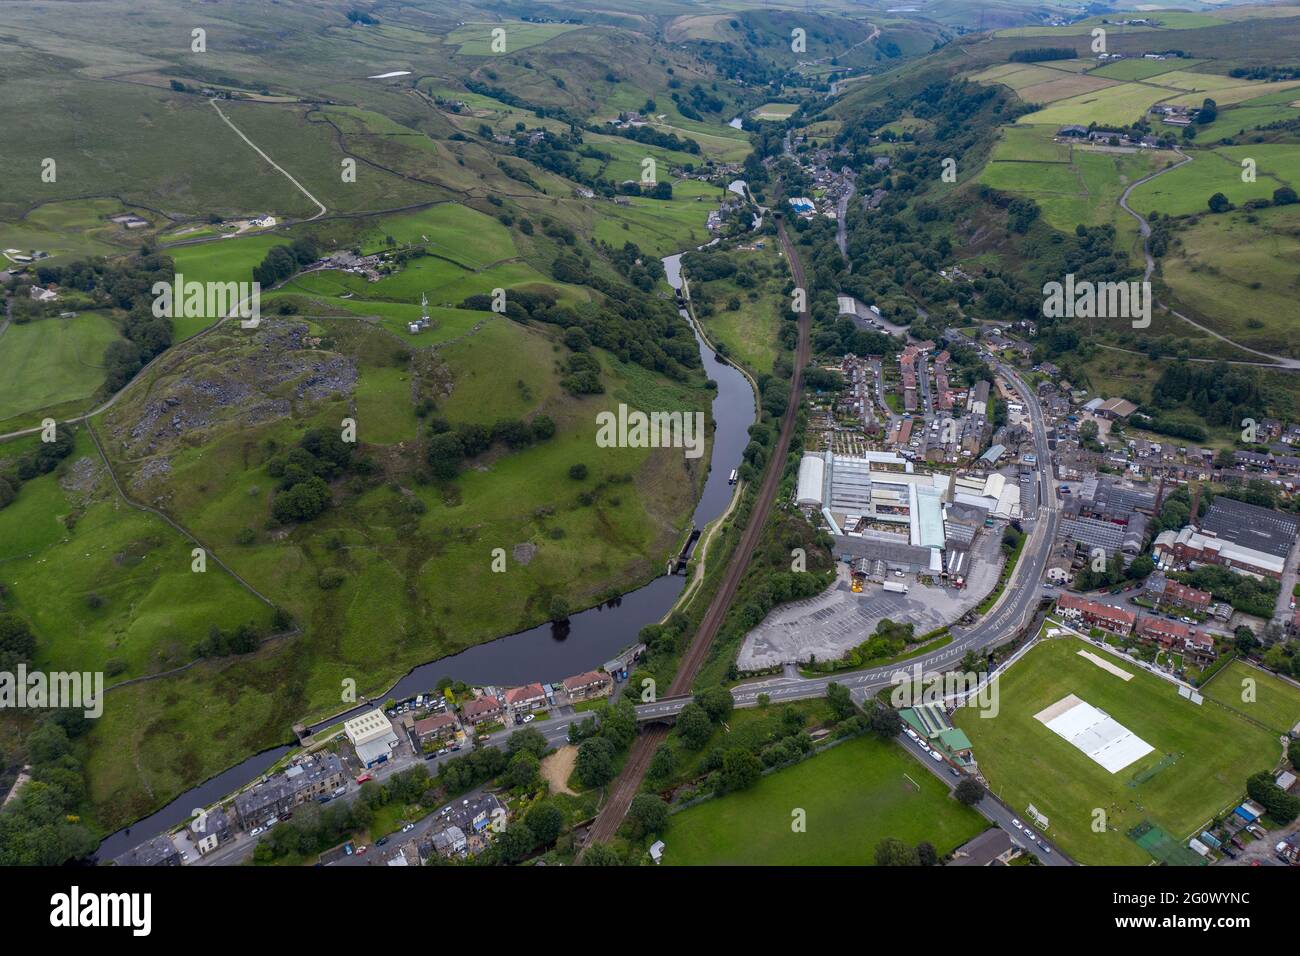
[209,98,327,222]
[584,216,814,847]
[1118,148,1300,371]
[835,182,854,260]
[896,730,1072,865]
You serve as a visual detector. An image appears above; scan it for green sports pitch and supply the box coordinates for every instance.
[954,636,1285,866]
[663,734,987,865]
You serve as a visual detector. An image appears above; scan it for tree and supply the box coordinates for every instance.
[826,682,856,721]
[600,697,638,749]
[504,750,541,791]
[568,463,588,480]
[426,433,464,480]
[867,705,904,740]
[874,836,920,866]
[0,614,37,671]
[580,842,623,865]
[493,821,536,862]
[625,794,669,840]
[649,743,677,781]
[1289,738,1300,773]
[575,736,617,788]
[695,685,734,723]
[1207,192,1232,214]
[1274,186,1298,206]
[524,801,564,845]
[506,727,548,760]
[954,777,985,806]
[1246,770,1300,823]
[675,702,713,749]
[721,748,763,792]
[916,841,939,866]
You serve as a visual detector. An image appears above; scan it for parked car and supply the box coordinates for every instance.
[356,845,368,855]
[333,786,346,797]
[402,823,415,833]
[1042,844,1052,854]
[905,729,919,741]
[948,767,960,778]
[356,773,373,784]
[250,827,264,837]
[1012,819,1024,830]
[929,750,942,762]
[523,714,535,723]
[376,837,388,846]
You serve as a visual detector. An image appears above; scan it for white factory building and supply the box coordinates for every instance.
[344,709,400,768]
[796,451,1020,549]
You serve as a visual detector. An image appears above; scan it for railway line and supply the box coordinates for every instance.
[585,218,813,846]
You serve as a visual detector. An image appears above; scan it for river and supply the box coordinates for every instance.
[96,246,756,860]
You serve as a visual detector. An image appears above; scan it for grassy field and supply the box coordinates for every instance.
[1158,203,1300,358]
[0,430,275,684]
[978,125,1161,248]
[954,636,1280,866]
[751,102,798,121]
[1129,146,1294,216]
[1201,660,1300,736]
[691,244,789,376]
[0,313,121,425]
[1088,58,1207,81]
[446,21,583,56]
[1018,82,1178,128]
[664,734,987,865]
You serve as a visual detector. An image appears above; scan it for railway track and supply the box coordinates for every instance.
[584,219,813,848]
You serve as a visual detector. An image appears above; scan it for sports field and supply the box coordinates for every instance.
[1201,660,1300,736]
[954,636,1280,866]
[663,734,987,865]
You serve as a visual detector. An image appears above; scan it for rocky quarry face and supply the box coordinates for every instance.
[110,320,358,460]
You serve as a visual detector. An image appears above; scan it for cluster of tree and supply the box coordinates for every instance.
[1150,361,1264,431]
[569,697,639,790]
[251,237,319,288]
[193,621,263,659]
[1174,565,1278,619]
[604,241,665,292]
[616,180,673,200]
[0,710,98,866]
[426,415,556,481]
[1128,413,1207,443]
[1246,770,1299,824]
[1075,549,1154,592]
[874,836,940,866]
[24,252,177,392]
[0,613,36,672]
[345,9,378,25]
[0,427,74,511]
[598,121,701,155]
[267,428,358,523]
